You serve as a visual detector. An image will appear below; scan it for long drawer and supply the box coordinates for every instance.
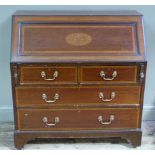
[15,86,141,106]
[80,65,138,84]
[19,66,77,85]
[17,108,140,131]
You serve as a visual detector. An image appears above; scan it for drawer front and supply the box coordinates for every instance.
[19,66,77,84]
[80,66,137,83]
[17,108,140,131]
[15,86,141,106]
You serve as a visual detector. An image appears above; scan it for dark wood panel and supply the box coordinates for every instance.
[17,108,140,130]
[15,86,141,106]
[19,66,77,84]
[22,24,136,54]
[80,66,137,83]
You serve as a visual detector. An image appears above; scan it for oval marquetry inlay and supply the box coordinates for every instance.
[65,33,92,46]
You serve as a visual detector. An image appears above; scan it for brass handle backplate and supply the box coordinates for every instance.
[42,116,60,126]
[99,92,116,102]
[41,71,58,81]
[42,93,59,103]
[98,115,115,125]
[100,70,117,81]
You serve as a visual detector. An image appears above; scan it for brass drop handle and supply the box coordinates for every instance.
[42,93,59,103]
[42,117,60,126]
[99,92,116,102]
[41,71,58,81]
[100,70,117,81]
[98,115,115,125]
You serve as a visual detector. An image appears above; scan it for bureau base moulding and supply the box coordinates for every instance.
[14,130,142,149]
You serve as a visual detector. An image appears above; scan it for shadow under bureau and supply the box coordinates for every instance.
[10,10,146,149]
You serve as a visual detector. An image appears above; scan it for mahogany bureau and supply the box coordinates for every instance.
[10,10,147,149]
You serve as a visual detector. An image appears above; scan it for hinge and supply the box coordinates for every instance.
[139,64,145,83]
[12,65,18,84]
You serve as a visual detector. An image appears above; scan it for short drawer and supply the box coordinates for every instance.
[80,66,137,84]
[15,86,141,106]
[19,66,77,85]
[17,108,140,131]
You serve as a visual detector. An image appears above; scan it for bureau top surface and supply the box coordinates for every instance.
[11,10,145,63]
[13,10,142,16]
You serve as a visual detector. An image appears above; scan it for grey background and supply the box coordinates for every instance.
[0,5,154,123]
